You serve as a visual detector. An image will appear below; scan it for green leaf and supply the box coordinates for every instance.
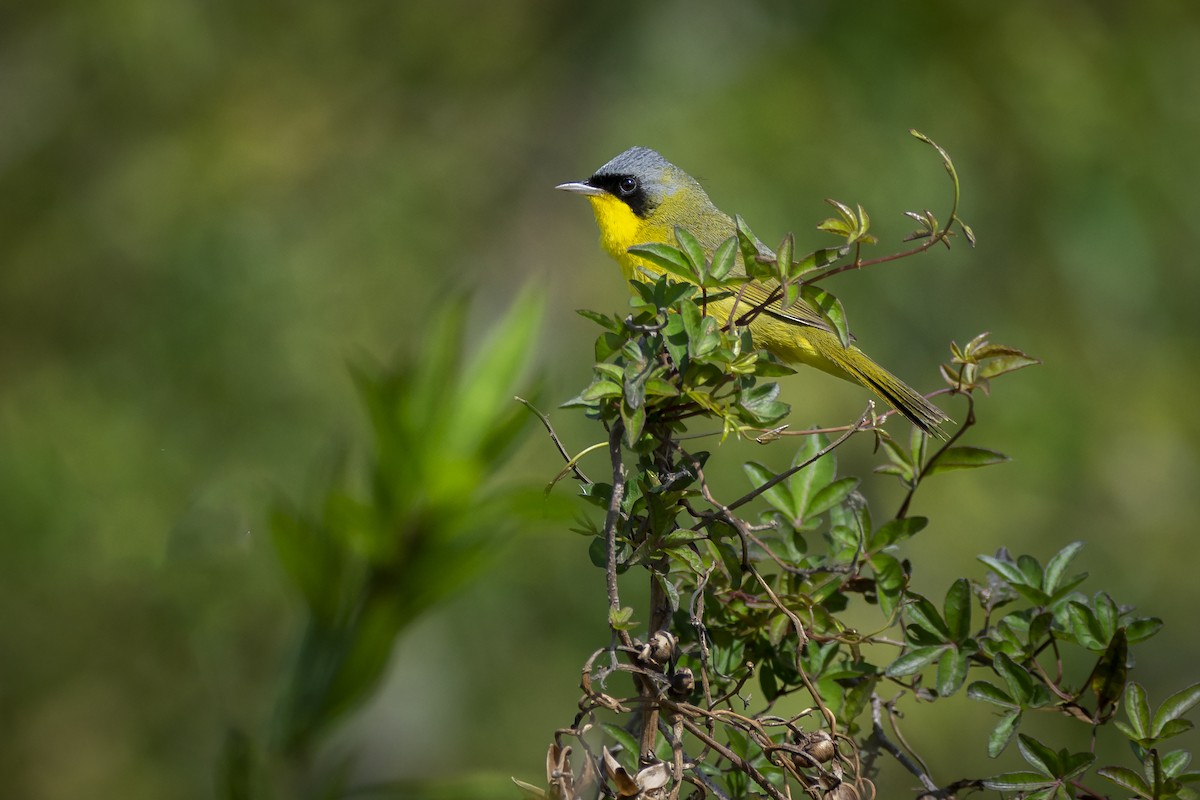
[581,380,623,401]
[1030,786,1067,800]
[735,215,774,281]
[987,709,1022,757]
[661,529,703,547]
[595,331,624,361]
[744,461,798,520]
[663,314,689,367]
[739,381,789,424]
[871,553,905,619]
[1095,591,1119,640]
[781,281,799,310]
[979,554,1028,586]
[627,242,697,282]
[993,652,1036,705]
[968,681,1016,707]
[692,315,721,358]
[621,401,645,446]
[1061,750,1096,780]
[1157,718,1195,740]
[885,645,948,677]
[791,247,844,278]
[609,606,636,630]
[906,594,953,641]
[1017,554,1044,589]
[753,358,797,377]
[1090,628,1128,710]
[601,723,641,759]
[1146,748,1165,799]
[587,535,607,568]
[1125,682,1152,740]
[817,211,851,237]
[576,308,621,332]
[593,362,624,381]
[1153,683,1200,738]
[665,545,708,574]
[680,298,702,344]
[943,578,972,642]
[674,226,709,276]
[1043,541,1084,595]
[1017,734,1060,777]
[654,572,680,613]
[925,446,1010,475]
[1068,601,1107,651]
[870,516,927,549]
[937,646,971,696]
[759,661,779,701]
[1126,617,1164,643]
[959,220,977,247]
[709,236,738,281]
[644,377,680,397]
[1028,612,1054,650]
[767,612,791,647]
[1162,750,1193,778]
[442,289,542,458]
[800,284,851,349]
[788,434,834,522]
[775,233,794,285]
[880,435,913,469]
[979,353,1042,380]
[804,476,859,520]
[983,771,1050,791]
[1098,766,1152,796]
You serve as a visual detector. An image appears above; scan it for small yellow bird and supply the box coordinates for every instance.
[557,146,950,436]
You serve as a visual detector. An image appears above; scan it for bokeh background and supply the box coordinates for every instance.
[4,1,1200,797]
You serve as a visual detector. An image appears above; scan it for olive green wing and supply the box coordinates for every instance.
[728,276,835,333]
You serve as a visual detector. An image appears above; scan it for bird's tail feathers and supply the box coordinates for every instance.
[831,347,952,439]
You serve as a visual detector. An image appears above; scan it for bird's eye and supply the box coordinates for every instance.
[618,177,638,196]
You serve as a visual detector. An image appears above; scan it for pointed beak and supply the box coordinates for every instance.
[555,181,606,197]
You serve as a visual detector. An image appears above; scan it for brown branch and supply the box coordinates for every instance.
[869,693,937,793]
[602,420,633,648]
[677,716,790,800]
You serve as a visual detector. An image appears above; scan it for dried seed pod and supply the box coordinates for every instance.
[791,729,837,770]
[602,747,640,797]
[822,782,860,800]
[645,630,677,667]
[636,761,670,792]
[668,667,695,699]
[804,730,837,764]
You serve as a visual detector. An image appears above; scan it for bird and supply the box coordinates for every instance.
[556,146,950,437]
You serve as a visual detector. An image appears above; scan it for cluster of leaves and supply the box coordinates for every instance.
[218,292,546,797]
[568,273,794,449]
[524,135,1196,800]
[534,267,1199,799]
[977,679,1200,800]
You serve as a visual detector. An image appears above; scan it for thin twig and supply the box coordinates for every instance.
[727,405,873,513]
[869,693,937,793]
[677,716,790,800]
[516,396,592,485]
[602,420,633,648]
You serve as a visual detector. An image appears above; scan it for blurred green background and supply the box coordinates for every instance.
[3,0,1199,797]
